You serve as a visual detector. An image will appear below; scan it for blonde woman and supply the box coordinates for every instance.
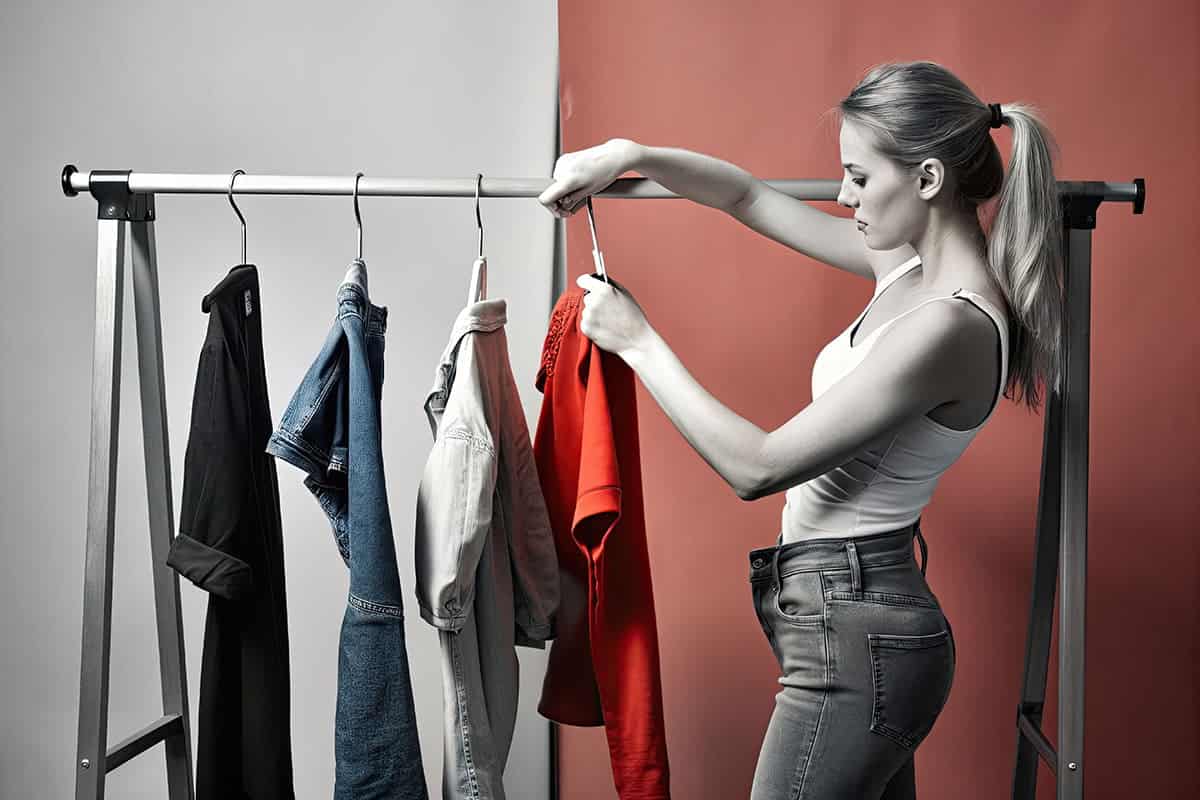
[539,60,1063,799]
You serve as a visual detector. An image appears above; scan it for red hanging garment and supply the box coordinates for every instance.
[533,285,671,799]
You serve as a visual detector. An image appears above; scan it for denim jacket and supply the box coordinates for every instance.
[414,297,559,648]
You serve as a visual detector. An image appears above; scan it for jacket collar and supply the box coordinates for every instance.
[424,298,508,421]
[446,297,506,344]
[201,263,256,313]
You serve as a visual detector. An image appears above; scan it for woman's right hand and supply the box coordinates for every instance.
[538,138,640,219]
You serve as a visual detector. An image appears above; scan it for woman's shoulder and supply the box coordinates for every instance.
[953,277,1011,345]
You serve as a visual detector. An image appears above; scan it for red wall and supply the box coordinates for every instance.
[554,1,1198,798]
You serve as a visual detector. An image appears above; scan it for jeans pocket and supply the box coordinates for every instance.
[868,628,954,749]
[775,569,824,625]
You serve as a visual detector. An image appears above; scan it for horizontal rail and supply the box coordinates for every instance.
[61,166,1145,209]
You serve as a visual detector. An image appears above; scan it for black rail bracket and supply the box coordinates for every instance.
[81,169,156,222]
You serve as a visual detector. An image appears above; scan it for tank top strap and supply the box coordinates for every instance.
[848,256,923,341]
[874,255,922,296]
[854,291,964,348]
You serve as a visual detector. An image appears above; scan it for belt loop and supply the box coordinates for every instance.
[913,517,928,576]
[846,541,862,597]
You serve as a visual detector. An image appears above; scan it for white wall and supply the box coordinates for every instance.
[1,2,561,797]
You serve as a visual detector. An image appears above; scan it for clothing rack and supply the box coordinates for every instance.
[59,164,1145,800]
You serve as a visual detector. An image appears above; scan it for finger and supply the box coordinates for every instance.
[538,181,574,208]
[558,191,581,212]
[537,180,563,205]
[577,273,614,294]
[576,273,602,292]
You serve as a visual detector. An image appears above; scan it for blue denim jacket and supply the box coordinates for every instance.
[414,297,559,648]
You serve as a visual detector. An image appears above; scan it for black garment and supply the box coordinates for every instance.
[166,263,296,799]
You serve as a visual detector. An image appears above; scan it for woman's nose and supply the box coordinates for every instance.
[836,181,856,209]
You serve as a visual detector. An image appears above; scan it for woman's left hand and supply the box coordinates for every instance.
[576,273,653,361]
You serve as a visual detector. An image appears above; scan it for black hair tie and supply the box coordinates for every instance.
[988,103,1004,128]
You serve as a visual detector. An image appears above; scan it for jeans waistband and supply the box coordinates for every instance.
[337,281,388,335]
[749,519,929,590]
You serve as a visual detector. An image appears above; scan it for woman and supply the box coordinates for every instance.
[537,61,1063,799]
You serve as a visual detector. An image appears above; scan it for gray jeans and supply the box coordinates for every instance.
[747,519,955,799]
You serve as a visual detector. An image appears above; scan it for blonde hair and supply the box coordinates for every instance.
[833,60,1064,413]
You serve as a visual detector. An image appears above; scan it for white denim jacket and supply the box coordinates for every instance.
[414,297,559,647]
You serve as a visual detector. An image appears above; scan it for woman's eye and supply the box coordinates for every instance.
[853,178,865,187]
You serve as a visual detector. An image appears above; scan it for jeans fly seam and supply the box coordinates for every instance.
[791,587,830,799]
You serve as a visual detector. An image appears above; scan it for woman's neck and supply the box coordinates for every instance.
[911,210,988,291]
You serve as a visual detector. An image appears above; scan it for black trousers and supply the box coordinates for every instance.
[166,263,296,799]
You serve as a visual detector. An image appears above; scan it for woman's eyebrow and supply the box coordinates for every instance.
[842,162,863,170]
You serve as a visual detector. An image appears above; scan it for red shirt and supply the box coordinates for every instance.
[534,285,671,799]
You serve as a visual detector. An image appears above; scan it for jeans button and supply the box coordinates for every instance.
[752,558,765,568]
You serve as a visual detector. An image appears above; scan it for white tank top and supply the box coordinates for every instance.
[780,255,1009,542]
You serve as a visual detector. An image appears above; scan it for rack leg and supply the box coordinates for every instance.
[1012,217,1093,800]
[1056,226,1092,799]
[75,219,125,800]
[130,219,194,799]
[1012,379,1064,798]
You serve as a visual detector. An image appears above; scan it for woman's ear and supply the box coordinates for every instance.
[917,158,945,200]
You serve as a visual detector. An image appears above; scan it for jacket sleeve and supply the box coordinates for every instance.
[166,339,255,600]
[504,373,560,649]
[414,336,498,632]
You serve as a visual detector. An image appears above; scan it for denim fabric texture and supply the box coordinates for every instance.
[266,261,428,800]
[415,296,560,800]
[747,518,955,800]
[167,263,296,799]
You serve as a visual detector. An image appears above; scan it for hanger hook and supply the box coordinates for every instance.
[228,169,246,264]
[475,173,484,258]
[353,172,364,261]
[585,196,609,284]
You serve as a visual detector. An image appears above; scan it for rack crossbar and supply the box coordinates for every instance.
[61,166,1145,207]
[105,715,185,772]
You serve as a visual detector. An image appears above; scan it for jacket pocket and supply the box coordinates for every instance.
[868,628,954,749]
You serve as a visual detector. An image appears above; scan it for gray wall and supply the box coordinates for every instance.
[1,2,561,797]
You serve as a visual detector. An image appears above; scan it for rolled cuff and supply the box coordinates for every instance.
[166,533,254,600]
[516,618,554,650]
[418,602,467,632]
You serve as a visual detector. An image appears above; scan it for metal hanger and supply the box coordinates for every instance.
[353,172,364,261]
[585,196,609,284]
[228,169,247,264]
[467,173,487,303]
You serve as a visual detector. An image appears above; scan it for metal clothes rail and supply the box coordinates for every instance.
[60,164,1145,800]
